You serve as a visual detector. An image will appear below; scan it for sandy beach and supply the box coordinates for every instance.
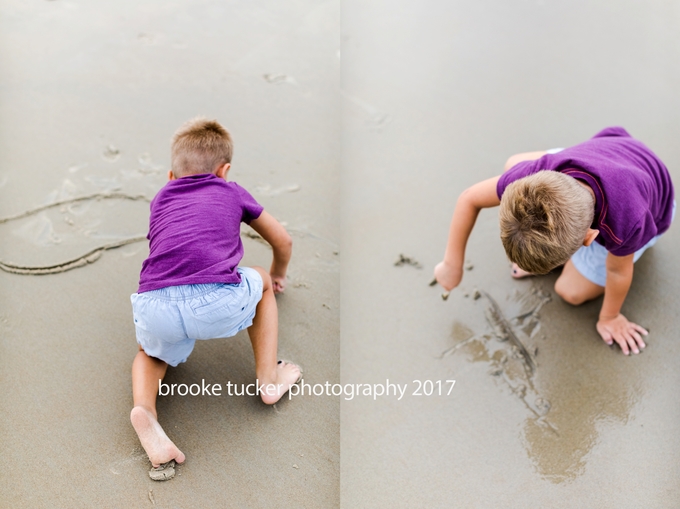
[2,0,680,507]
[341,1,680,507]
[0,1,339,507]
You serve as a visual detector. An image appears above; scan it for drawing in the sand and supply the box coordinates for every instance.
[437,284,555,429]
[0,192,150,275]
[0,188,308,275]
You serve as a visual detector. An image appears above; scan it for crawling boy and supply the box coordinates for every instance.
[435,127,674,356]
[129,118,301,475]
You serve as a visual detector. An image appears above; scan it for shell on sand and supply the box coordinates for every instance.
[149,460,176,481]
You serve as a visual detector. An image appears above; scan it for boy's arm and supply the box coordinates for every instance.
[596,253,648,355]
[249,211,293,294]
[434,176,501,291]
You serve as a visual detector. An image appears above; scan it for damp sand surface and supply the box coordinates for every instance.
[341,0,680,507]
[0,1,339,507]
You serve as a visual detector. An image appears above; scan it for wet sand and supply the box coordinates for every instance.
[341,1,680,507]
[0,1,339,507]
[3,0,680,507]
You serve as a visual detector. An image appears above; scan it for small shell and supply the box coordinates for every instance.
[149,460,176,481]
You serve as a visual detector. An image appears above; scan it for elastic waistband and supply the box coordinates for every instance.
[136,283,235,301]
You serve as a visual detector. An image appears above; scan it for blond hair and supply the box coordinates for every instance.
[171,118,233,177]
[499,171,594,274]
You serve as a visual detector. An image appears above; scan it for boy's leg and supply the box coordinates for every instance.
[130,346,186,467]
[554,259,604,305]
[248,266,301,405]
[504,151,547,172]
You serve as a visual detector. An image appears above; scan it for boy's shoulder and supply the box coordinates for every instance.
[155,174,251,199]
[150,176,260,218]
[150,176,263,225]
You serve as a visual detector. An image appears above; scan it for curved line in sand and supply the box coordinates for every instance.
[0,193,151,275]
[0,235,148,275]
[0,192,150,224]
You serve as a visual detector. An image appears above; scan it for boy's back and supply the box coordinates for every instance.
[497,127,674,256]
[139,174,263,293]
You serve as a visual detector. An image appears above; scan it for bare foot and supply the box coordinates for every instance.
[259,361,302,405]
[511,263,534,279]
[130,406,186,468]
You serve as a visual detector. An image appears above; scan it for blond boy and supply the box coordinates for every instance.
[435,127,675,355]
[129,118,301,475]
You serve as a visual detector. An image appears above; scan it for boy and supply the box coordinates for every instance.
[129,118,301,476]
[434,127,674,356]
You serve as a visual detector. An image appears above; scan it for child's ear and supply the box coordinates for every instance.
[168,170,176,181]
[216,163,231,180]
[583,228,599,246]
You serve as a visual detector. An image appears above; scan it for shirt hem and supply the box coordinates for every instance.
[137,274,242,294]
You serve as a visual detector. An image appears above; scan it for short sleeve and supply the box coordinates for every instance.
[497,160,543,199]
[233,183,264,224]
[607,212,658,257]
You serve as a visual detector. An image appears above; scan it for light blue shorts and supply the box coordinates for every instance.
[571,202,676,287]
[130,267,263,367]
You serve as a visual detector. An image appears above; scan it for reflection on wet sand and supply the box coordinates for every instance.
[443,283,639,482]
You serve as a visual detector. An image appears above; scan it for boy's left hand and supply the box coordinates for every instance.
[596,313,648,355]
[271,274,286,294]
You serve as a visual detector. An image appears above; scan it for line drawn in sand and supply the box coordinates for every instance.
[439,286,556,432]
[0,192,150,275]
[3,189,330,275]
[482,290,536,374]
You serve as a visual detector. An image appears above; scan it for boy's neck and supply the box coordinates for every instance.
[576,180,595,201]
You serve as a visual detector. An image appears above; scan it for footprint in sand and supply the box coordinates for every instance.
[342,91,392,130]
[137,152,164,172]
[102,144,121,162]
[252,183,301,196]
[138,33,159,45]
[263,73,297,85]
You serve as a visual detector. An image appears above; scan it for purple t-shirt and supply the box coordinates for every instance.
[138,174,263,293]
[497,127,675,256]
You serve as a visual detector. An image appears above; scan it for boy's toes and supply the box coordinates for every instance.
[278,360,302,383]
[260,361,303,404]
[511,263,533,279]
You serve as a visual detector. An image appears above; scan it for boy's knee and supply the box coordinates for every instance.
[504,154,522,172]
[554,279,586,306]
[252,266,272,288]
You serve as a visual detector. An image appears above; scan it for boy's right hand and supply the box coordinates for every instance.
[271,274,287,294]
[434,261,463,291]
